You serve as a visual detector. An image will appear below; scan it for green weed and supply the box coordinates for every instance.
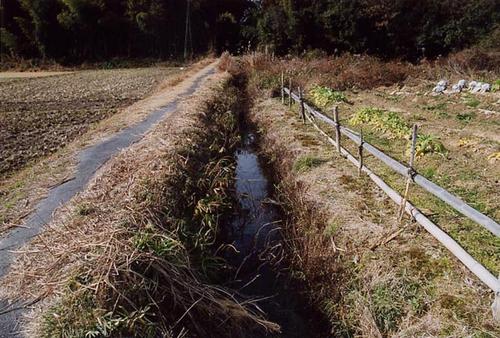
[293,155,327,173]
[456,112,475,123]
[350,107,410,138]
[371,276,425,333]
[75,204,96,216]
[415,134,447,157]
[350,107,446,156]
[323,219,340,237]
[492,79,500,92]
[465,97,480,108]
[42,286,157,338]
[423,102,448,118]
[423,102,447,111]
[133,232,183,259]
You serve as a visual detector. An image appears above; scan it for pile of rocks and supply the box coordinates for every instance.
[432,79,492,94]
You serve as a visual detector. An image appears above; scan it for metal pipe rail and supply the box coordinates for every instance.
[284,87,500,237]
[301,108,500,294]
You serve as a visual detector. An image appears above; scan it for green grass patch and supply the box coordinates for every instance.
[293,155,328,173]
[465,97,481,108]
[492,79,500,92]
[133,232,183,260]
[323,219,341,237]
[42,286,157,338]
[370,275,426,333]
[422,102,448,118]
[423,102,447,112]
[75,204,96,216]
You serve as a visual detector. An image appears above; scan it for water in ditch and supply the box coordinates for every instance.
[226,129,318,337]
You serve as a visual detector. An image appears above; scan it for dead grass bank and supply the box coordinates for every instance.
[248,97,499,337]
[1,70,278,337]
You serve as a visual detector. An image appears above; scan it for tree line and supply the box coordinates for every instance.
[1,0,498,63]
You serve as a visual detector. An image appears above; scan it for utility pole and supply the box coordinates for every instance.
[183,0,191,61]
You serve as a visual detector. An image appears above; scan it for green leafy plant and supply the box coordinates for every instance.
[309,86,348,108]
[350,107,410,138]
[350,107,446,156]
[491,80,500,92]
[415,134,446,157]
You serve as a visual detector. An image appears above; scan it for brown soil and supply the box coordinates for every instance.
[0,67,181,176]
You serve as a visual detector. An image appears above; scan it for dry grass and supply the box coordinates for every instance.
[248,96,499,337]
[243,52,499,99]
[442,49,500,74]
[243,53,414,97]
[1,68,279,337]
[0,58,215,236]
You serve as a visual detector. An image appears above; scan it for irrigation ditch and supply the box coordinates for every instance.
[196,70,330,337]
[0,69,332,337]
[222,95,330,337]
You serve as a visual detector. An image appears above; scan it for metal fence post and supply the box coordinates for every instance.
[333,106,341,153]
[281,72,284,104]
[299,87,306,123]
[358,128,364,176]
[398,124,418,222]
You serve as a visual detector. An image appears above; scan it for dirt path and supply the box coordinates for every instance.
[0,71,72,80]
[0,62,217,337]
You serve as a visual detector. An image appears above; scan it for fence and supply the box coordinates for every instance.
[280,78,499,318]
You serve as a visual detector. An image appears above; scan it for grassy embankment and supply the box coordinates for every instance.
[1,69,279,337]
[244,53,499,337]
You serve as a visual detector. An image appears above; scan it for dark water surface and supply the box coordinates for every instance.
[228,131,315,338]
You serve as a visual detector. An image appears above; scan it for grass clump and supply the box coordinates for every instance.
[75,203,96,216]
[42,287,157,338]
[492,79,500,92]
[456,112,475,123]
[415,134,447,157]
[465,96,481,108]
[371,276,426,333]
[309,85,348,108]
[133,231,183,260]
[423,102,448,118]
[293,155,327,173]
[350,107,446,156]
